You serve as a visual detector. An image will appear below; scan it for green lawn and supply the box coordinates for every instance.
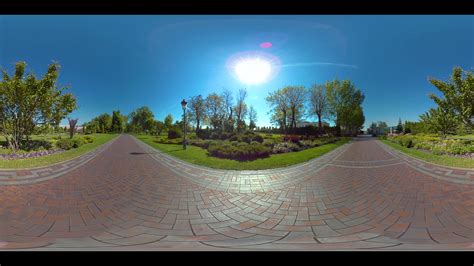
[0,133,118,169]
[135,134,350,170]
[380,139,474,169]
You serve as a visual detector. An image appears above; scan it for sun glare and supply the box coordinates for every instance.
[234,57,272,85]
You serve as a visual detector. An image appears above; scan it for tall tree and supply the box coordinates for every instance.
[396,118,403,133]
[285,86,307,133]
[68,118,78,138]
[0,61,77,150]
[326,79,365,136]
[164,114,173,131]
[129,106,154,133]
[188,95,206,131]
[266,89,289,133]
[248,105,257,131]
[233,88,248,132]
[96,113,112,133]
[309,84,327,136]
[111,110,124,133]
[155,120,165,136]
[428,67,473,132]
[222,89,234,132]
[205,93,225,131]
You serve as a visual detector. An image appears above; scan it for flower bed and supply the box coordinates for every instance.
[0,148,64,160]
[386,134,474,158]
[0,135,95,160]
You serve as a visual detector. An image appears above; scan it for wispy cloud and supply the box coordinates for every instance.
[281,62,359,70]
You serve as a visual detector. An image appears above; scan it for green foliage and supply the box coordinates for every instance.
[207,142,270,161]
[419,107,458,138]
[387,134,473,156]
[428,67,473,132]
[111,110,125,133]
[167,127,182,139]
[55,136,87,150]
[56,138,74,150]
[164,114,173,131]
[325,79,365,136]
[0,61,77,150]
[83,135,95,143]
[128,106,155,133]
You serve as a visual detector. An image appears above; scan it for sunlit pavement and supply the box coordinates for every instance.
[1,134,473,250]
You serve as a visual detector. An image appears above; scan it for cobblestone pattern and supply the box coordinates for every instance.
[0,137,119,186]
[377,140,474,185]
[0,135,473,250]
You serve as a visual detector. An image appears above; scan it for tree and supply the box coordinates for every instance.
[420,107,458,138]
[309,84,328,136]
[266,89,289,133]
[248,105,257,131]
[129,106,154,133]
[347,105,365,136]
[428,67,473,133]
[368,121,388,136]
[111,110,124,133]
[164,114,173,131]
[188,95,206,131]
[222,88,234,132]
[234,88,248,132]
[96,113,112,133]
[155,120,165,136]
[0,61,77,150]
[396,118,403,133]
[205,93,225,131]
[326,79,365,136]
[285,86,307,133]
[68,118,78,138]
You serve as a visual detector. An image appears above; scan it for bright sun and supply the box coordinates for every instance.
[234,57,272,85]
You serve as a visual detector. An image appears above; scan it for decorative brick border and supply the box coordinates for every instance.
[377,140,474,185]
[0,136,119,185]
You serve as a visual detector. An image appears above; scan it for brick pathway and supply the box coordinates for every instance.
[0,134,473,250]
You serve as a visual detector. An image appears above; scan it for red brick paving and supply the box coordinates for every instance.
[0,135,473,250]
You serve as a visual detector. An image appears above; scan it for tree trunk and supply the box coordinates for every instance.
[317,114,322,137]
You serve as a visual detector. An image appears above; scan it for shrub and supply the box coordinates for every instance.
[431,144,447,155]
[272,142,301,154]
[71,137,85,148]
[56,138,74,150]
[283,135,301,143]
[207,142,270,161]
[262,139,276,148]
[253,134,264,143]
[168,127,183,139]
[20,139,53,151]
[196,128,211,139]
[447,141,471,155]
[83,135,95,143]
[229,134,242,142]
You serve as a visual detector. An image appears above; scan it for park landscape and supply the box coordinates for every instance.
[0,15,473,251]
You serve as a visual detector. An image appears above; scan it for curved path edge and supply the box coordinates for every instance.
[0,136,120,186]
[132,135,353,192]
[377,140,474,185]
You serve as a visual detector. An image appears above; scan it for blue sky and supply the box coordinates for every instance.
[1,15,473,129]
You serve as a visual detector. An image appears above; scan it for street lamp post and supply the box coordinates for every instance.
[181,99,188,150]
